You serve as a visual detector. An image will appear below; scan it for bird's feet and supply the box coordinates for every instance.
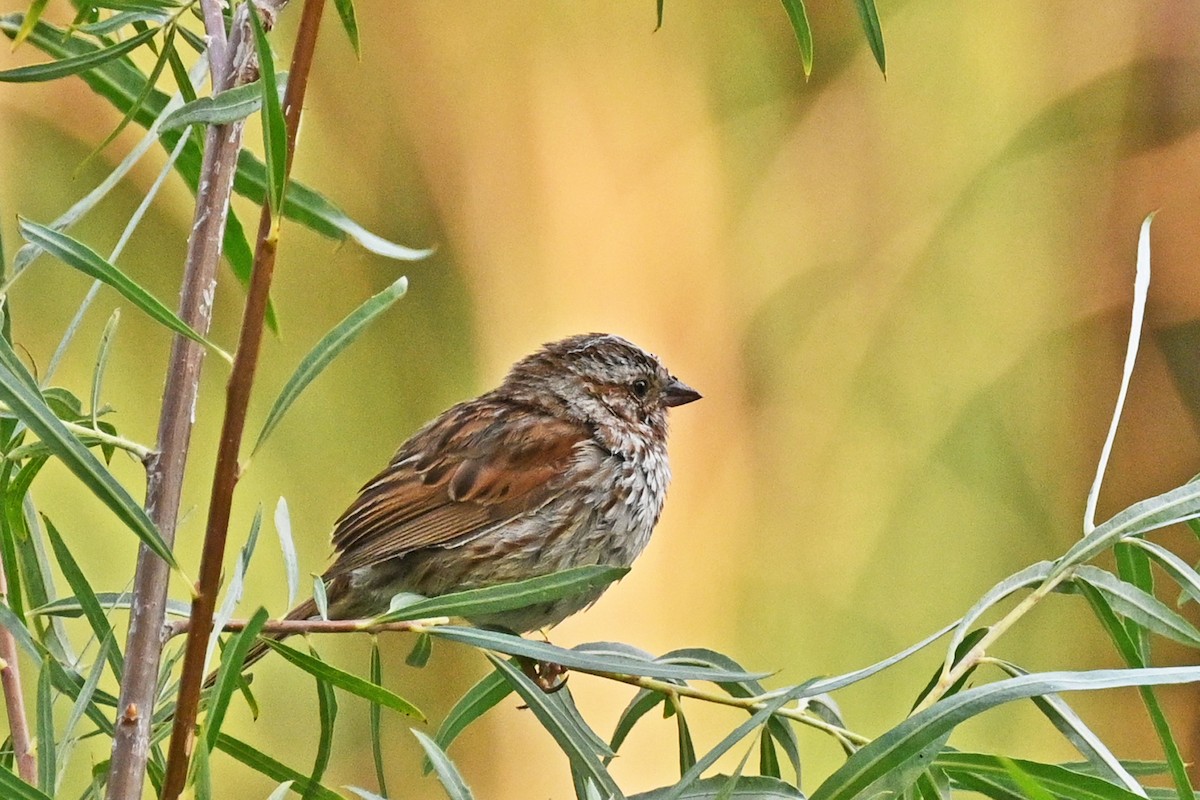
[519,656,569,693]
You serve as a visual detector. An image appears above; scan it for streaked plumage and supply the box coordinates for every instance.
[232,333,698,675]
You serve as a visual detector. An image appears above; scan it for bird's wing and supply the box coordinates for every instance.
[326,399,593,575]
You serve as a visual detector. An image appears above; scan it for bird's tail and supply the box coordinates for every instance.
[201,596,319,690]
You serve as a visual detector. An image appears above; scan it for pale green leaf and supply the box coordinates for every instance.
[254,276,407,453]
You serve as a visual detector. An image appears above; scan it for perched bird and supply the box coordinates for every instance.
[231,332,700,675]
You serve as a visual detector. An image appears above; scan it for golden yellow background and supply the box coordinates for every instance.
[3,1,1200,797]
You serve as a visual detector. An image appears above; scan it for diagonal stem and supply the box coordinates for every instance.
[104,4,246,797]
[159,2,326,797]
[0,555,35,784]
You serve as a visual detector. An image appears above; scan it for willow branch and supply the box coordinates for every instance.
[160,1,325,797]
[0,558,35,784]
[159,613,869,749]
[104,4,247,798]
[910,568,1074,716]
[162,617,443,640]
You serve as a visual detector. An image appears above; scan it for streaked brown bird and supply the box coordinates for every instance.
[233,332,700,673]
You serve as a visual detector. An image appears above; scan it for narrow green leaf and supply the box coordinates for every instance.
[654,0,664,31]
[0,16,427,263]
[312,576,329,620]
[1132,538,1200,606]
[715,744,757,800]
[1114,542,1154,659]
[1086,215,1153,533]
[778,0,813,76]
[937,753,1145,800]
[332,0,360,57]
[487,654,623,798]
[672,697,696,776]
[945,563,1053,665]
[254,277,408,454]
[433,627,765,683]
[305,651,338,800]
[913,628,987,711]
[0,762,51,800]
[631,776,803,800]
[992,660,1143,793]
[248,3,287,213]
[345,788,387,800]
[549,687,614,760]
[82,23,177,167]
[164,29,197,102]
[33,591,191,619]
[913,768,950,800]
[192,735,213,800]
[36,659,53,795]
[0,328,38,396]
[1077,584,1193,800]
[663,686,809,800]
[0,22,157,82]
[203,608,270,752]
[999,757,1058,800]
[799,620,959,697]
[0,357,176,568]
[42,515,122,678]
[810,667,1200,800]
[0,599,41,663]
[275,497,298,609]
[851,0,886,75]
[55,636,112,788]
[654,647,802,779]
[159,81,263,130]
[373,564,621,625]
[260,639,424,720]
[234,149,435,259]
[759,729,781,779]
[433,668,513,761]
[1056,480,1200,575]
[214,734,342,800]
[406,632,431,668]
[369,642,388,797]
[412,729,475,800]
[0,457,41,622]
[17,220,231,362]
[609,689,665,758]
[1072,565,1200,649]
[11,0,49,47]
[222,207,279,335]
[266,781,296,800]
[76,10,170,35]
[90,309,119,426]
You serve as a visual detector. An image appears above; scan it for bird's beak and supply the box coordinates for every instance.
[662,377,702,407]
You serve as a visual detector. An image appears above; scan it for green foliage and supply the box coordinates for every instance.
[0,4,1193,800]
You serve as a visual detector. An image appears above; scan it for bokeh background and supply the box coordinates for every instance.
[4,1,1200,797]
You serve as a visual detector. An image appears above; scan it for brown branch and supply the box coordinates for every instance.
[103,1,247,795]
[162,617,442,640]
[0,558,35,784]
[159,1,326,797]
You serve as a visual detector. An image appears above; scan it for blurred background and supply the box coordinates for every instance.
[4,1,1200,797]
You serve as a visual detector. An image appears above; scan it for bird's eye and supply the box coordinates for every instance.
[631,379,650,399]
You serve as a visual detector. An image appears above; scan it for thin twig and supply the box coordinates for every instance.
[159,612,870,748]
[162,616,445,640]
[159,2,325,797]
[1,419,154,463]
[104,1,253,797]
[0,558,35,783]
[911,568,1074,715]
